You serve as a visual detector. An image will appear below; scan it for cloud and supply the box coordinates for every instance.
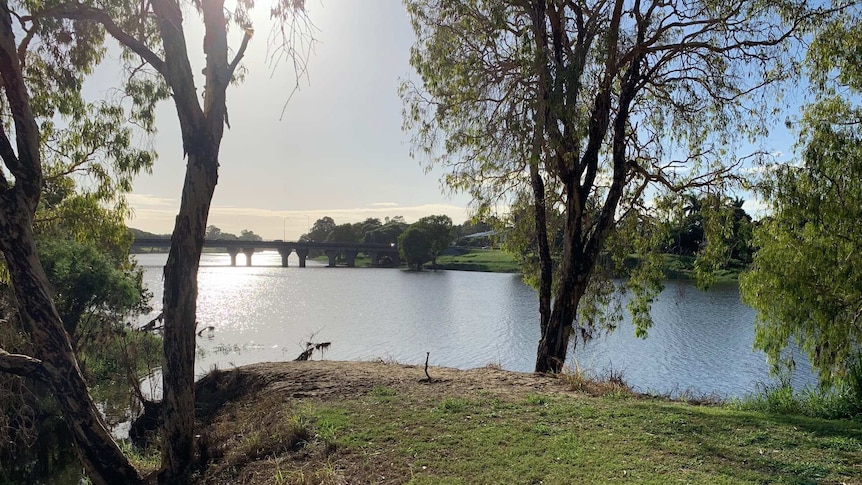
[125,193,177,207]
[370,202,400,207]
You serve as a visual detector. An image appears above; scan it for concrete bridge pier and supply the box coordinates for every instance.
[296,248,309,267]
[227,247,239,266]
[368,251,379,267]
[242,247,255,266]
[278,248,292,267]
[345,250,358,267]
[325,250,338,267]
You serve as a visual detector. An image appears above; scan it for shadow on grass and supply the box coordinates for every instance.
[626,400,862,484]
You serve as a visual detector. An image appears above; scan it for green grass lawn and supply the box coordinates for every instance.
[435,248,520,273]
[308,392,862,484]
[196,362,862,484]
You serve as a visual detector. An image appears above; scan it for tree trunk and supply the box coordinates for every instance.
[0,1,142,480]
[159,146,219,483]
[535,184,590,374]
[0,210,142,485]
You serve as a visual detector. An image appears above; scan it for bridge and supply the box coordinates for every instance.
[131,238,401,268]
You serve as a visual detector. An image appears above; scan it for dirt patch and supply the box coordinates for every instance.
[227,360,568,402]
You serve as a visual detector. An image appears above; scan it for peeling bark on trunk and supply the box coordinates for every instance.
[148,0,233,480]
[159,147,219,483]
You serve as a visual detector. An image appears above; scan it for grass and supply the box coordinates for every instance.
[195,365,862,484]
[731,382,862,421]
[660,254,744,281]
[312,248,521,273]
[299,395,859,484]
[435,248,520,273]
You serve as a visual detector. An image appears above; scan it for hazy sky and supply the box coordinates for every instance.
[111,2,471,240]
[107,1,795,240]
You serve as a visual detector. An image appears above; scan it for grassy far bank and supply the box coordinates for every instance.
[310,248,520,273]
[307,249,744,279]
[435,248,520,273]
[174,361,861,484]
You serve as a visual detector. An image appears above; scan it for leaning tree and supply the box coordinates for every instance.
[404,0,830,372]
[0,0,311,482]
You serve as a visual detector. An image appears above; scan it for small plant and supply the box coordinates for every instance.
[524,393,550,406]
[439,398,470,412]
[559,361,633,397]
[371,386,396,397]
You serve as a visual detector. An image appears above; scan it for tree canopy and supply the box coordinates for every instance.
[415,214,453,267]
[399,226,433,270]
[404,0,823,372]
[741,4,862,392]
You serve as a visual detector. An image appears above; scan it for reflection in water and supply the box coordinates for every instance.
[134,252,816,398]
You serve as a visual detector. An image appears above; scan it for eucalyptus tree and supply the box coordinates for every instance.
[404,0,824,373]
[0,0,310,483]
[0,0,160,481]
[741,5,862,392]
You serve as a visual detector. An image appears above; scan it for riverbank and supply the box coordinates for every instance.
[310,248,521,272]
[171,360,861,484]
[435,248,520,272]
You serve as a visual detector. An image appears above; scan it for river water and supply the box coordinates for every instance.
[135,252,816,398]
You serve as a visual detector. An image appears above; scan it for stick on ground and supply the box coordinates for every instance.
[423,351,433,382]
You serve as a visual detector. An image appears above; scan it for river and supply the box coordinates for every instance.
[135,251,816,398]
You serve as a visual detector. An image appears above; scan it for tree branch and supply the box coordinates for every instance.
[0,0,42,212]
[13,12,37,69]
[0,121,19,179]
[0,349,48,380]
[29,3,166,76]
[227,28,253,78]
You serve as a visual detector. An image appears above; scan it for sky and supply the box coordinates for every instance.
[105,2,472,240]
[96,1,798,241]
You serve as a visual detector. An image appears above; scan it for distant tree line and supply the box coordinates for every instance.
[129,226,264,246]
[297,215,500,270]
[205,226,262,242]
[660,195,755,271]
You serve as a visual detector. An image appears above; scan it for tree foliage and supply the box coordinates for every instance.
[742,124,862,389]
[326,223,360,243]
[415,214,453,267]
[38,239,150,346]
[399,226,432,270]
[403,0,818,372]
[741,6,862,391]
[301,216,409,246]
[302,217,337,242]
[658,194,754,279]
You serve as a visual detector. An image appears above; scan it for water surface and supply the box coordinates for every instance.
[136,252,815,397]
